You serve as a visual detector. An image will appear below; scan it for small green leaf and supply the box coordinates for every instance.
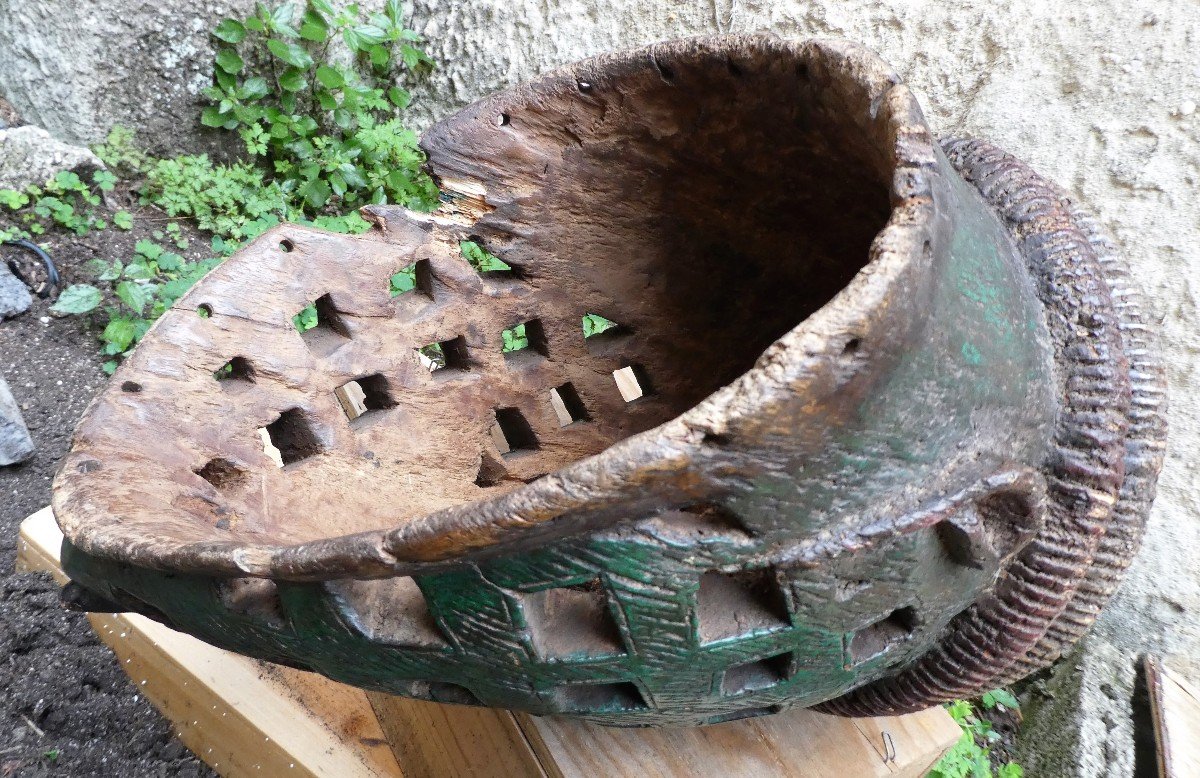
[92,170,118,191]
[115,280,152,314]
[387,86,410,108]
[201,106,229,127]
[213,18,246,43]
[123,261,155,280]
[156,252,185,272]
[134,239,164,260]
[353,24,387,45]
[582,313,619,338]
[216,48,245,75]
[389,265,415,296]
[293,302,318,332]
[368,45,390,68]
[113,211,133,230]
[0,189,29,209]
[981,689,1019,711]
[97,260,124,281]
[102,359,118,375]
[240,76,270,101]
[299,20,328,42]
[315,64,344,89]
[101,317,139,352]
[266,38,313,69]
[50,284,102,315]
[278,68,308,92]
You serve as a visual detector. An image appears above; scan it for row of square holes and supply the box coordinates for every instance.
[325,562,918,711]
[192,241,654,472]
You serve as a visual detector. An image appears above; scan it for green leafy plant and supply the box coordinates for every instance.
[927,692,1024,778]
[389,262,417,295]
[199,0,437,222]
[460,239,510,272]
[501,322,528,352]
[0,169,118,240]
[293,302,319,332]
[582,313,619,338]
[2,1,441,373]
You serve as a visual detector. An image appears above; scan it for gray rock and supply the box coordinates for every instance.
[0,0,256,155]
[0,262,32,319]
[0,373,34,466]
[0,125,103,191]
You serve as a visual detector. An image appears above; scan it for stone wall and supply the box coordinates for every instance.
[2,1,1198,773]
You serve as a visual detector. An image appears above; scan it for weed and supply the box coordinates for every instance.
[0,0,437,370]
[928,690,1023,778]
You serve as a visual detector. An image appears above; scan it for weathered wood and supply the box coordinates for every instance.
[50,35,1164,724]
[19,506,961,777]
[1146,655,1200,778]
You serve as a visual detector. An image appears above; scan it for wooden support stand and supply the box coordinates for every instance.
[17,507,959,778]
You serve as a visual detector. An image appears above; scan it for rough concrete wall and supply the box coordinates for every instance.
[0,0,255,155]
[0,0,1197,773]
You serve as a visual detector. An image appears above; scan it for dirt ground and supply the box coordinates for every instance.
[0,214,214,776]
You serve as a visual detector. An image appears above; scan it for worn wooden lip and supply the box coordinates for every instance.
[53,36,941,580]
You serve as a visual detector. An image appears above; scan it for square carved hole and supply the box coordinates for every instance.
[217,578,285,628]
[520,580,625,659]
[214,356,254,385]
[417,335,470,373]
[612,365,651,403]
[389,259,433,298]
[335,374,396,424]
[474,450,509,487]
[721,651,793,695]
[295,294,350,354]
[259,408,322,467]
[490,407,538,456]
[697,569,790,644]
[328,577,448,648]
[581,313,624,339]
[549,382,589,427]
[848,606,918,663]
[556,682,647,712]
[461,239,515,277]
[416,681,483,706]
[501,319,548,360]
[195,458,249,491]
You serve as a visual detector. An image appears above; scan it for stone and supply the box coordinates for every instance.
[0,0,256,155]
[0,373,34,466]
[0,262,32,319]
[0,125,103,191]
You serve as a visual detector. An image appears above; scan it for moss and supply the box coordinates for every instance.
[1012,644,1087,775]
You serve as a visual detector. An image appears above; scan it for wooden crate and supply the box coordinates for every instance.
[17,507,960,778]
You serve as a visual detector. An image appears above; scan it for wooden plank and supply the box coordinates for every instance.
[19,506,960,778]
[367,693,546,778]
[1147,655,1200,778]
[514,700,961,778]
[17,507,403,778]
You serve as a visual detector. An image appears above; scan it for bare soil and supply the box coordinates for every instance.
[0,209,214,776]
